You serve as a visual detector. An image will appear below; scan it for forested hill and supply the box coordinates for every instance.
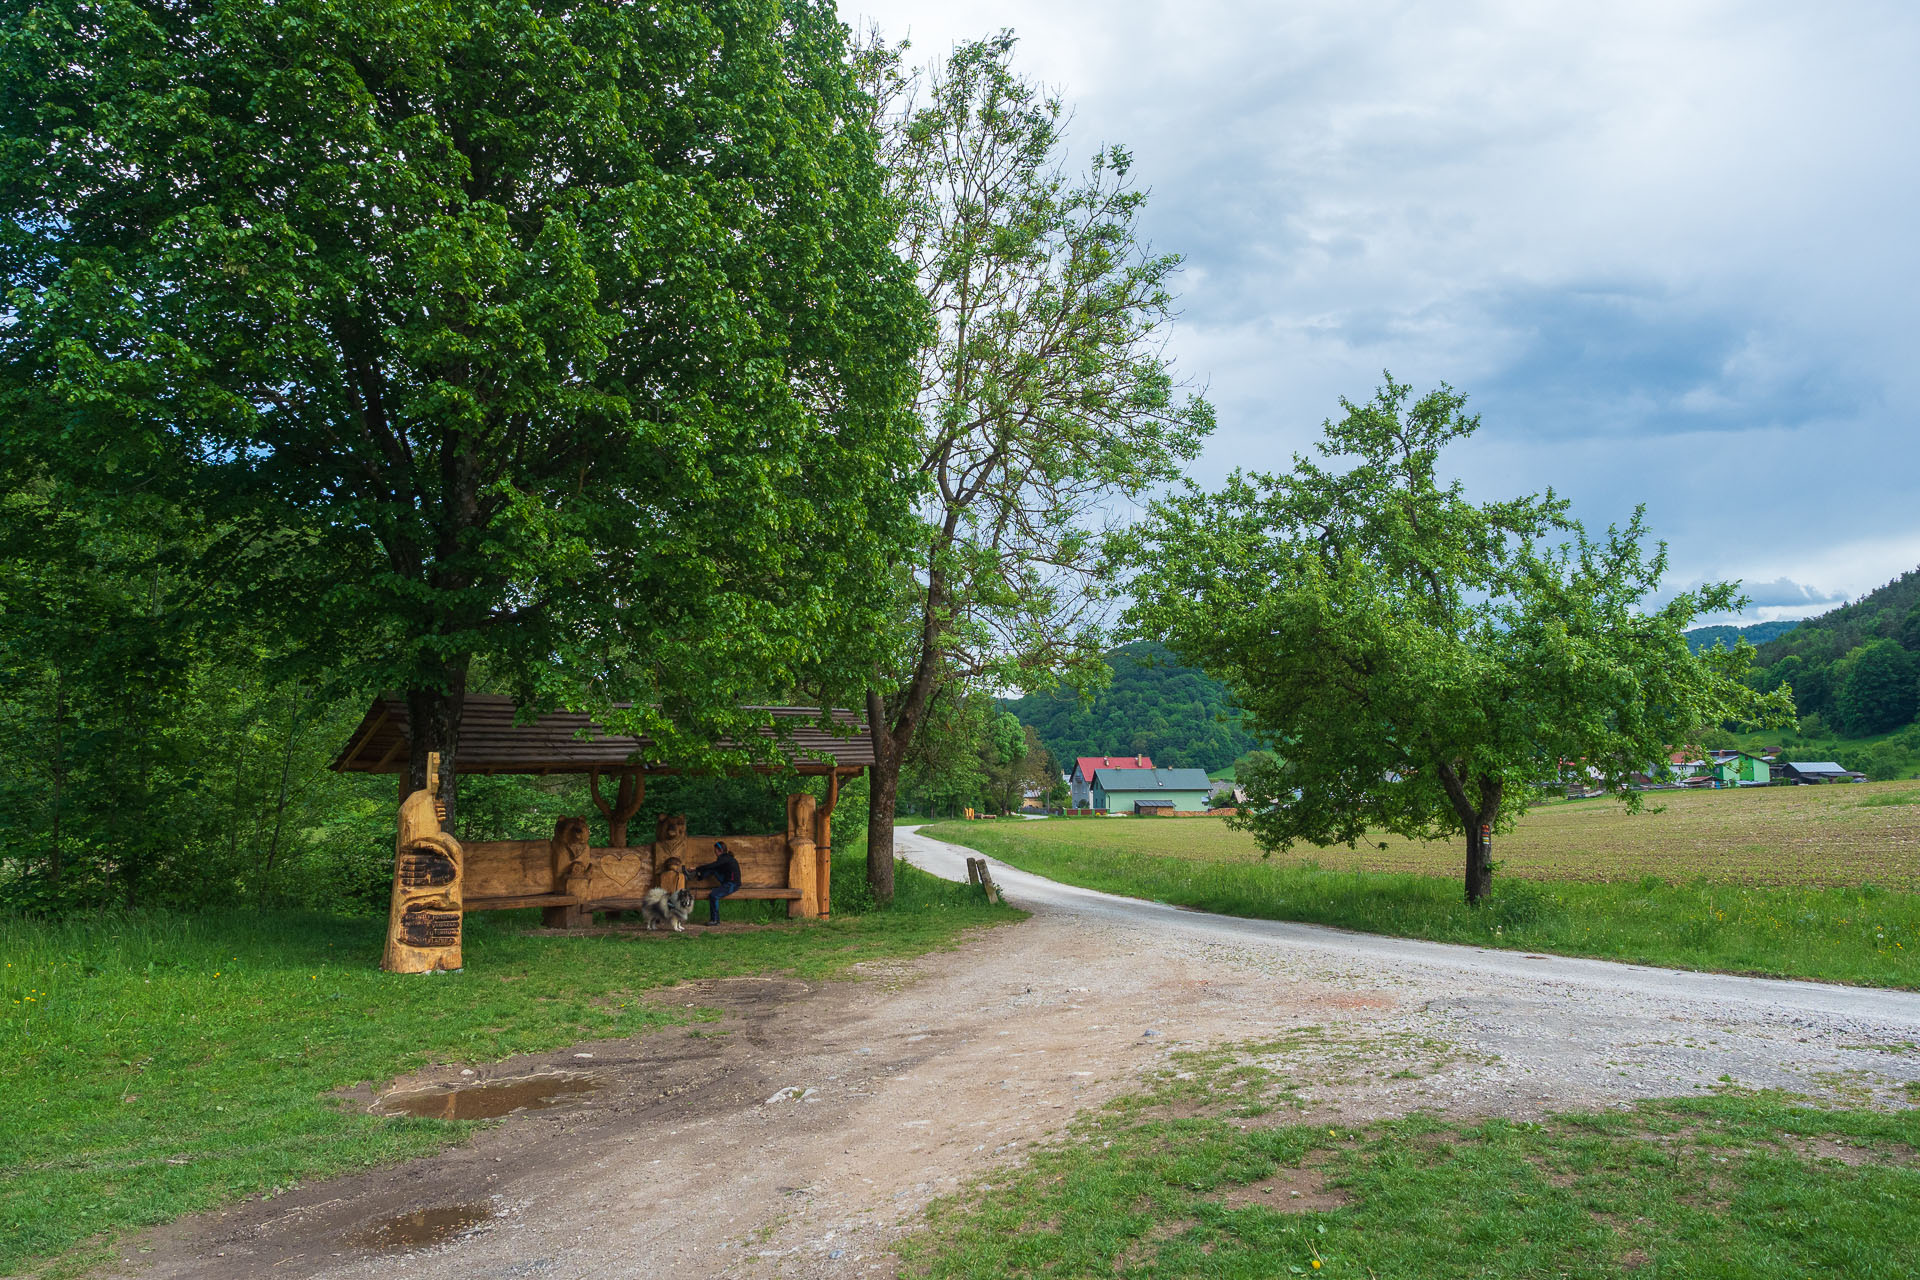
[1683,620,1801,653]
[1000,641,1259,774]
[1754,570,1920,666]
[1741,567,1920,738]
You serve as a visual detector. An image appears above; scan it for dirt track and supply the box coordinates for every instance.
[113,826,1920,1280]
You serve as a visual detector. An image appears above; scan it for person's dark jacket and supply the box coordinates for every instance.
[694,850,741,886]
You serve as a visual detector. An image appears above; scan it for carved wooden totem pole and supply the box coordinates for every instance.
[382,752,465,973]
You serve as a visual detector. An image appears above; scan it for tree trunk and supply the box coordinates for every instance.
[865,689,900,904]
[406,658,468,834]
[1436,762,1503,905]
[258,688,305,909]
[1464,821,1493,905]
[47,669,64,889]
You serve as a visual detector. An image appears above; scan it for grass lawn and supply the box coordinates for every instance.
[923,784,1920,987]
[0,850,1015,1277]
[900,1037,1920,1279]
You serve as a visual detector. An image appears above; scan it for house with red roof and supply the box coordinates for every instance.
[1071,754,1153,809]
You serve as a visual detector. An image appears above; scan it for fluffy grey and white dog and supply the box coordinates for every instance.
[640,886,696,933]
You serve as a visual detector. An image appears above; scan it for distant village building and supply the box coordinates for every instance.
[1663,749,1770,787]
[1207,781,1246,808]
[1090,766,1212,814]
[1775,760,1867,784]
[1071,755,1153,808]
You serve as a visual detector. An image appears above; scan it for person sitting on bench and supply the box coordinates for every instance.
[693,841,742,925]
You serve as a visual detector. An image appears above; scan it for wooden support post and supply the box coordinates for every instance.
[614,771,643,847]
[814,771,841,918]
[589,768,612,838]
[589,769,644,847]
[966,857,981,885]
[585,770,645,923]
[787,792,819,919]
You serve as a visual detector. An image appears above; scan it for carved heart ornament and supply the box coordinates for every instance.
[587,849,648,898]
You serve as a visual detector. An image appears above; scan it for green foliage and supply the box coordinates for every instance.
[1901,600,1920,652]
[1856,745,1913,783]
[0,470,395,911]
[1684,619,1801,653]
[1001,640,1261,772]
[987,711,1028,767]
[896,688,1053,817]
[927,821,1920,989]
[1837,640,1919,736]
[0,846,1018,1274]
[1744,568,1920,735]
[0,465,872,911]
[2,0,925,824]
[853,32,1211,894]
[1117,377,1791,902]
[1757,569,1920,667]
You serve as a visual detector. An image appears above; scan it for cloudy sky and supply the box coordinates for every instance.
[841,0,1920,623]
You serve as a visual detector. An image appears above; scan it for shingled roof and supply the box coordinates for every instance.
[330,694,873,777]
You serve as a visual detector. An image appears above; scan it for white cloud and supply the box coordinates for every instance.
[842,0,1920,621]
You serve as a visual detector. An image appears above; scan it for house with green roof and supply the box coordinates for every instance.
[1090,767,1213,813]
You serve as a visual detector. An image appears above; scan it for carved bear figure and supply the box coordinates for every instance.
[652,813,689,885]
[550,815,591,896]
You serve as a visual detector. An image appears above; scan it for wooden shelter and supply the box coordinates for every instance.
[333,696,870,973]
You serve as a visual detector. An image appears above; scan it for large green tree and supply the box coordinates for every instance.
[1121,378,1792,903]
[0,465,382,909]
[2,0,923,828]
[854,33,1212,898]
[1836,639,1918,736]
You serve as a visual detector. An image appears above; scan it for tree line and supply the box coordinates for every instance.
[1,10,1203,910]
[1737,570,1920,741]
[2,3,1771,917]
[1001,642,1259,775]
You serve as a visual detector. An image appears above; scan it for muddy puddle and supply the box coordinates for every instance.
[349,1202,492,1251]
[375,1073,601,1120]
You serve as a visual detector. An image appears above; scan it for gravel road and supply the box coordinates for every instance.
[905,824,1920,1032]
[115,825,1920,1280]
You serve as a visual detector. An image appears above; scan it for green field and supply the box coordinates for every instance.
[901,1036,1920,1280]
[0,851,1017,1277]
[956,782,1920,889]
[924,785,1920,987]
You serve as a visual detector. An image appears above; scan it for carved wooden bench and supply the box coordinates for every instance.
[464,886,804,911]
[457,805,817,919]
[383,769,825,972]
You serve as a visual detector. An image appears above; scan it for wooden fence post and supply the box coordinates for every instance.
[977,861,1001,905]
